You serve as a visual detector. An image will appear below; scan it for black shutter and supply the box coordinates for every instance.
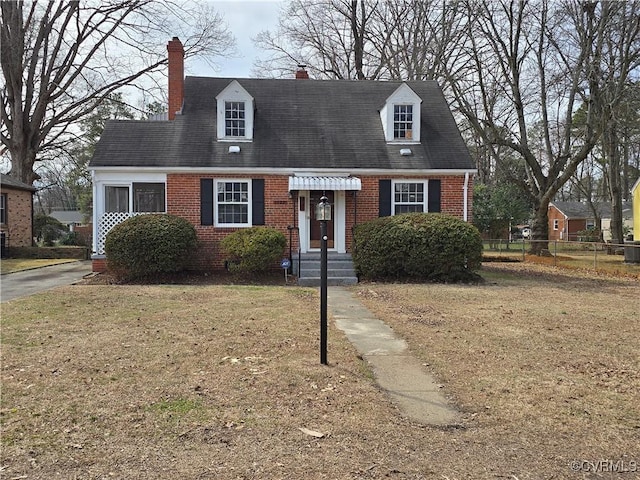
[252,179,265,225]
[200,178,214,225]
[379,179,391,217]
[428,179,441,213]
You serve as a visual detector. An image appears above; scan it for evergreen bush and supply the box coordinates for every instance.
[105,214,197,278]
[353,213,482,282]
[34,214,66,246]
[59,231,83,246]
[220,227,286,274]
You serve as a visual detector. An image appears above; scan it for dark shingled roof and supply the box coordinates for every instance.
[552,201,633,219]
[90,77,475,171]
[0,173,36,191]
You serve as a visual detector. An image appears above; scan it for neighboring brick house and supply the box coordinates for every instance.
[548,201,633,242]
[89,37,476,275]
[0,173,36,253]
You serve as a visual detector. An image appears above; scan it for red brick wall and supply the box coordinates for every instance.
[0,187,33,248]
[355,175,471,223]
[92,257,107,273]
[167,174,297,271]
[548,206,565,241]
[167,173,472,271]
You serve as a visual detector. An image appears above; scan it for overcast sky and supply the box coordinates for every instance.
[189,1,284,78]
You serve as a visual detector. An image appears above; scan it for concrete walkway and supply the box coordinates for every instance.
[0,260,92,302]
[328,286,459,426]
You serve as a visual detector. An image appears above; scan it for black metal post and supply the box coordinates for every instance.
[320,218,328,365]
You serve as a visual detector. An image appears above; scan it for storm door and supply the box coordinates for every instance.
[309,190,335,249]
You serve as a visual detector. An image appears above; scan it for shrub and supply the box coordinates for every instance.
[576,228,601,242]
[220,227,286,274]
[104,214,197,278]
[59,231,83,246]
[353,213,483,282]
[34,214,66,246]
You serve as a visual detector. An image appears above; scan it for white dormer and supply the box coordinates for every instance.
[216,80,254,141]
[380,83,422,143]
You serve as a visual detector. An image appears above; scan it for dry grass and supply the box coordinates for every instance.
[0,259,77,275]
[1,266,639,479]
[483,244,640,279]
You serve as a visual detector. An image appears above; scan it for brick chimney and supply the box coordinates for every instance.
[295,64,309,79]
[167,37,184,120]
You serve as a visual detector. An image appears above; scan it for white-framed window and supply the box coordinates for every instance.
[394,104,413,140]
[393,181,426,214]
[225,101,246,137]
[553,219,559,230]
[586,220,596,230]
[216,180,251,226]
[105,183,166,213]
[216,80,254,141]
[380,83,421,143]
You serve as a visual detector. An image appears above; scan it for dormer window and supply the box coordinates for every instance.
[216,80,254,141]
[225,101,246,137]
[394,105,413,140]
[380,83,421,144]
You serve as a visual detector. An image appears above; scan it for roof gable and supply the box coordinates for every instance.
[215,80,255,141]
[380,83,422,143]
[551,201,633,219]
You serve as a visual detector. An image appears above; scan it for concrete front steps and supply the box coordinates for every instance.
[295,252,358,286]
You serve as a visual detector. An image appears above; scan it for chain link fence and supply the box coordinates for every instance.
[483,239,640,276]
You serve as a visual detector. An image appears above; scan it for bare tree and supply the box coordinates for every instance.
[589,1,640,244]
[438,0,639,253]
[253,0,463,81]
[253,0,380,79]
[1,0,235,184]
[253,0,638,252]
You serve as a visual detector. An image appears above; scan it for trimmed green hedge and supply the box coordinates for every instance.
[220,227,286,274]
[105,214,197,278]
[353,213,483,282]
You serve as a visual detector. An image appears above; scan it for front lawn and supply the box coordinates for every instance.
[1,266,638,479]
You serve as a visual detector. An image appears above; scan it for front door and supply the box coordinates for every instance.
[309,190,334,249]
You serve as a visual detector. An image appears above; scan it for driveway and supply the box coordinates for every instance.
[0,260,93,302]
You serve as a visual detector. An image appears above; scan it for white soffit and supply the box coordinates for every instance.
[288,176,362,191]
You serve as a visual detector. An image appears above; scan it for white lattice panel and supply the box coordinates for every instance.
[97,212,142,254]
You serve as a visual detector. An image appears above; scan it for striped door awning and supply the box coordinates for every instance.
[288,176,362,191]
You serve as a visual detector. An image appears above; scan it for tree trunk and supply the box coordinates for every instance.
[530,197,550,255]
[8,147,39,184]
[606,122,624,244]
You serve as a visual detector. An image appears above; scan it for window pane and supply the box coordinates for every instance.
[393,182,425,215]
[105,186,129,212]
[395,204,423,214]
[217,204,248,224]
[133,183,165,212]
[394,104,413,139]
[225,102,246,136]
[216,181,249,225]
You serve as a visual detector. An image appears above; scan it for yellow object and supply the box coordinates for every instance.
[633,178,640,241]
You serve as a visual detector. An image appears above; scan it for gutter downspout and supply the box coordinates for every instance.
[463,172,469,222]
[91,170,98,256]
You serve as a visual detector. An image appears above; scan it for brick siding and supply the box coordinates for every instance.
[0,187,33,248]
[167,173,472,272]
